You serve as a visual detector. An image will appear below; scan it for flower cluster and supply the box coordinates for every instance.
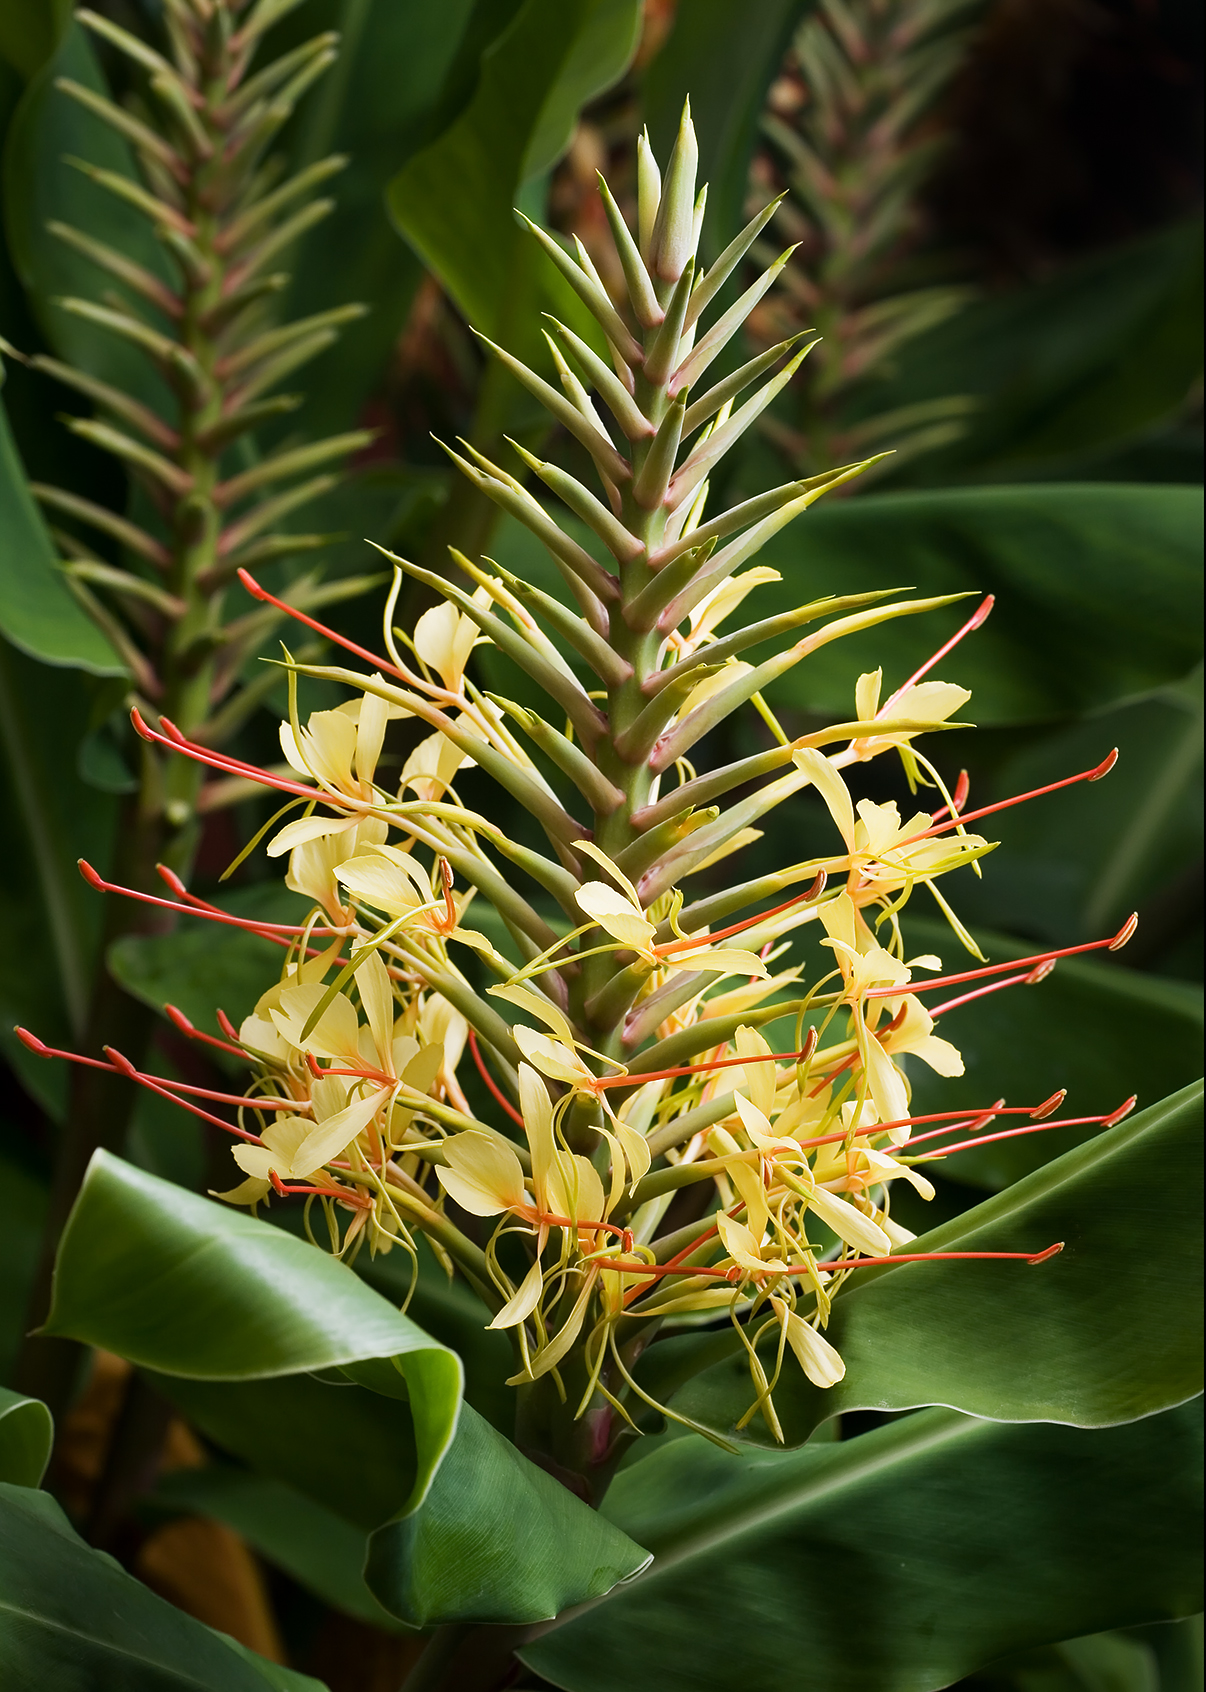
[21,107,1135,1448]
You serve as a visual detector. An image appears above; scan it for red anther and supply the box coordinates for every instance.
[878,595,994,715]
[307,1052,324,1078]
[156,863,189,896]
[1027,1242,1064,1264]
[163,1003,247,1058]
[865,930,1133,1001]
[1109,912,1138,950]
[1102,1095,1137,1128]
[103,1045,137,1077]
[800,1025,819,1063]
[236,568,410,682]
[216,1008,240,1041]
[1088,748,1119,780]
[269,1169,287,1196]
[78,858,105,891]
[1030,1090,1067,1120]
[467,1027,525,1127]
[952,768,970,812]
[14,1027,51,1057]
[1025,959,1058,985]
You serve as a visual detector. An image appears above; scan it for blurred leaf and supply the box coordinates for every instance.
[2,24,173,406]
[0,640,118,1081]
[271,0,527,439]
[522,1402,1204,1692]
[752,483,1202,723]
[897,918,1203,1187]
[43,1151,463,1515]
[652,1085,1202,1448]
[367,1400,650,1626]
[0,1154,48,1380]
[150,1463,405,1631]
[387,0,640,362]
[946,678,1203,956]
[0,1482,317,1691]
[0,1386,51,1486]
[0,0,72,81]
[856,220,1203,486]
[644,0,807,256]
[0,392,123,672]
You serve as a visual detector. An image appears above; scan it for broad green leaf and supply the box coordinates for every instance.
[0,1386,51,1487]
[651,1085,1202,1448]
[0,393,124,672]
[0,1482,320,1691]
[387,0,639,360]
[644,0,807,255]
[2,24,173,406]
[856,219,1203,486]
[43,1150,463,1514]
[149,1464,406,1631]
[365,1399,650,1626]
[897,918,1203,1188]
[522,1403,1204,1692]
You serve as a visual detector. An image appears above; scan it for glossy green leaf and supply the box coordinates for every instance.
[651,1084,1202,1448]
[0,391,124,671]
[2,24,173,406]
[0,1387,51,1487]
[522,1402,1204,1692]
[897,918,1203,1188]
[366,1401,651,1626]
[387,0,639,357]
[149,1464,405,1631]
[754,483,1202,723]
[0,1481,322,1691]
[43,1150,463,1514]
[644,0,806,255]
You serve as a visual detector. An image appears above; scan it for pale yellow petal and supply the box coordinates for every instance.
[793,747,855,849]
[808,1188,892,1257]
[488,1259,545,1330]
[436,1130,526,1216]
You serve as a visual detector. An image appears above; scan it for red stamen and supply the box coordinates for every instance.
[1031,1089,1066,1119]
[237,569,410,683]
[916,1111,1121,1160]
[656,870,827,956]
[467,1027,525,1127]
[164,1003,248,1059]
[879,595,993,716]
[1101,1095,1137,1127]
[438,857,457,933]
[268,1168,368,1205]
[863,919,1136,1001]
[609,1044,821,1091]
[79,858,341,941]
[898,749,1119,847]
[102,1045,262,1141]
[216,1008,241,1042]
